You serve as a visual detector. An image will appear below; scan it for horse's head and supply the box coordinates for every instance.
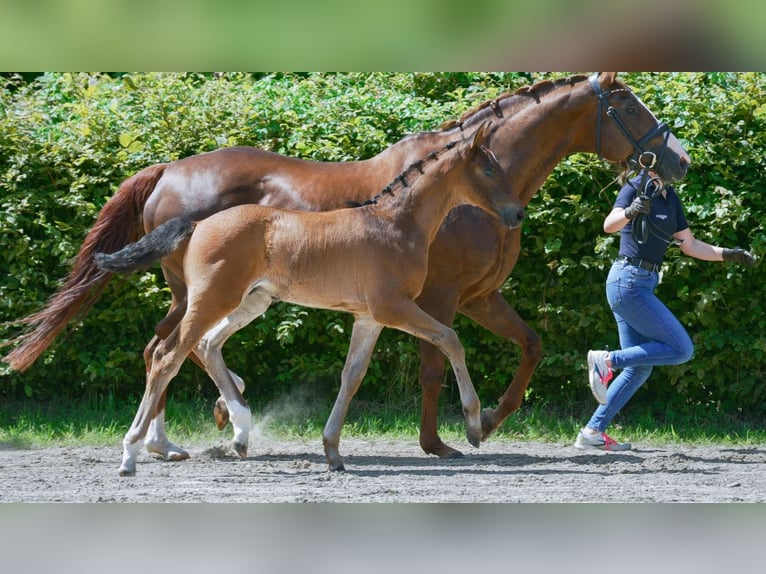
[589,72,690,182]
[462,122,526,229]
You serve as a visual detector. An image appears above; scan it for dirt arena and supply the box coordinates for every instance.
[2,435,765,502]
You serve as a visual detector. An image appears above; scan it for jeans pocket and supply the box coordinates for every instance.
[606,278,622,309]
[630,266,653,281]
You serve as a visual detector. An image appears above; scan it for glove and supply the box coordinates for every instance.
[623,195,652,220]
[722,247,755,267]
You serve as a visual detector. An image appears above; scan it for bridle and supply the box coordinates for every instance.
[589,73,671,173]
[589,74,677,246]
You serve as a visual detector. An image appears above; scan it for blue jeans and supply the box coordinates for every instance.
[586,260,694,432]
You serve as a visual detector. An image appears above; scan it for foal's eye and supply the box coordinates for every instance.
[484,167,495,177]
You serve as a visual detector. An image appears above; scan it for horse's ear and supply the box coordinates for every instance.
[598,72,618,89]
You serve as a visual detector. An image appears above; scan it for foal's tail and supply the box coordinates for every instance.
[2,163,167,372]
[94,217,195,274]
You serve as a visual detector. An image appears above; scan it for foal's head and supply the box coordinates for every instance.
[453,122,525,229]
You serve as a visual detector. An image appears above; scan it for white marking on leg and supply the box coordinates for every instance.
[227,400,252,450]
[229,370,245,393]
[120,437,143,476]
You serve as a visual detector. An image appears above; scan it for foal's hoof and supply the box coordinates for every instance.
[329,461,346,472]
[214,397,230,430]
[232,441,248,460]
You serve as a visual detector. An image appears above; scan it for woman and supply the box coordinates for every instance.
[576,171,754,451]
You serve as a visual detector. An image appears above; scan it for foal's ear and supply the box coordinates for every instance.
[471,121,491,151]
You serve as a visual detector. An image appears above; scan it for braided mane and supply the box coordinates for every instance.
[441,74,588,131]
[347,139,460,208]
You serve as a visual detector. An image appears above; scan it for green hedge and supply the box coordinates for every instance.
[1,72,764,417]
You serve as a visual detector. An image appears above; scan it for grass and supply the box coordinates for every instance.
[1,395,765,449]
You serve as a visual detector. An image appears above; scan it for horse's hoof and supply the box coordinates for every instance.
[118,467,136,477]
[466,428,482,448]
[213,398,230,430]
[421,441,464,459]
[146,441,190,461]
[481,407,498,441]
[442,449,465,459]
[329,461,346,472]
[232,441,248,460]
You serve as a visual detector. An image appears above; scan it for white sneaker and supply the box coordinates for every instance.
[588,350,613,404]
[574,430,631,451]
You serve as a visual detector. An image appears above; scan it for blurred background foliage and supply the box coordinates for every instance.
[1,72,764,418]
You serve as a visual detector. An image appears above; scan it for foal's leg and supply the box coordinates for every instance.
[121,275,248,476]
[195,288,274,459]
[323,317,383,471]
[375,299,482,448]
[459,289,542,440]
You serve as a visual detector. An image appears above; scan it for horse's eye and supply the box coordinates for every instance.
[484,167,495,177]
[626,104,638,115]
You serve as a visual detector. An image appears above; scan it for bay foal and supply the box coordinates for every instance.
[96,124,525,475]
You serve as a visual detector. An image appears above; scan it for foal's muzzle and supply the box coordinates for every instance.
[501,207,526,229]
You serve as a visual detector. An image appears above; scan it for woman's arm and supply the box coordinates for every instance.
[604,207,629,234]
[673,227,756,265]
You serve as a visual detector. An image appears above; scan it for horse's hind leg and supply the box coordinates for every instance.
[143,334,191,461]
[142,270,194,460]
[323,317,383,471]
[120,326,200,476]
[142,292,193,461]
[459,290,541,440]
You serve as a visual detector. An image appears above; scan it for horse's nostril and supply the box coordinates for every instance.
[518,209,526,221]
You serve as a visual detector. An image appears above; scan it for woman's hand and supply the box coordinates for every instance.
[722,247,755,266]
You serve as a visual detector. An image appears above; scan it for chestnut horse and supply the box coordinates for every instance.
[3,73,690,460]
[95,126,525,475]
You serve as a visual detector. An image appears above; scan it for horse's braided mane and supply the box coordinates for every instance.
[348,74,590,208]
[348,138,461,208]
[440,74,589,131]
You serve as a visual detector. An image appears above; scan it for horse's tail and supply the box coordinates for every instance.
[95,217,195,274]
[2,163,167,372]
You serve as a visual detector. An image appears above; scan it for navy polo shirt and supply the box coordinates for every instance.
[614,175,689,265]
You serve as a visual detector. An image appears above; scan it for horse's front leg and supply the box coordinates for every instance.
[414,288,462,459]
[416,340,464,459]
[459,289,542,440]
[377,300,482,449]
[323,317,383,471]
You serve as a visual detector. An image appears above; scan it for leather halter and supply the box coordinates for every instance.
[589,73,671,171]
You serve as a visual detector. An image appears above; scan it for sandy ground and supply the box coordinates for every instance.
[2,435,765,502]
